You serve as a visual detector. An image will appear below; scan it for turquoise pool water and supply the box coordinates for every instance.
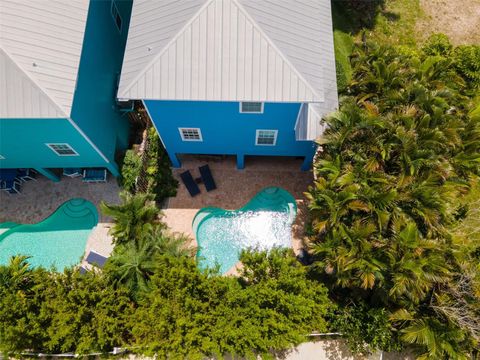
[193,187,297,273]
[0,198,98,270]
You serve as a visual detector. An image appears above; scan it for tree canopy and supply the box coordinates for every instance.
[0,249,332,358]
[306,40,480,358]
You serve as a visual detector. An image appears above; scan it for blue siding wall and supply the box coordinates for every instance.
[70,0,133,163]
[0,119,108,169]
[144,101,316,169]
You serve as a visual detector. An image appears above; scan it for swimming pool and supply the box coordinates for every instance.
[193,187,297,273]
[0,198,98,270]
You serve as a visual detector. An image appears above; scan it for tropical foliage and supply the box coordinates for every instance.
[100,191,162,246]
[143,126,178,202]
[119,125,178,203]
[120,149,142,193]
[0,256,134,354]
[132,249,331,358]
[0,249,332,357]
[307,40,480,358]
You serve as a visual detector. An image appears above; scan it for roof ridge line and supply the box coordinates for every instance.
[119,0,214,98]
[0,46,68,117]
[233,0,324,102]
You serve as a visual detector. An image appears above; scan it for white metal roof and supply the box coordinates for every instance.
[0,48,65,118]
[118,0,337,106]
[0,0,90,118]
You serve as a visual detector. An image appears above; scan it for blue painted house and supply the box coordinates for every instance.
[0,0,133,181]
[118,0,338,171]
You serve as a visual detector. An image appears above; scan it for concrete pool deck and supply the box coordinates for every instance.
[0,156,313,271]
[163,156,314,269]
[0,175,120,263]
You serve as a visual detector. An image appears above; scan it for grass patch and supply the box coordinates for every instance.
[331,2,355,92]
[368,0,423,46]
[331,0,423,92]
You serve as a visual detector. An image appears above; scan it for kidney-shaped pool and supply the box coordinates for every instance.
[193,187,297,273]
[0,198,98,270]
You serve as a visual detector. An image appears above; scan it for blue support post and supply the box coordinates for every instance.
[168,152,181,168]
[34,168,60,182]
[301,156,312,171]
[236,154,245,170]
[105,162,120,177]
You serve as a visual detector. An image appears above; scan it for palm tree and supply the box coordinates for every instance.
[399,316,470,360]
[0,255,32,291]
[306,41,480,356]
[142,225,196,258]
[105,240,156,297]
[100,191,161,246]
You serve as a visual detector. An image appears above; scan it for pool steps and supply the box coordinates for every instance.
[0,198,98,243]
[63,199,96,219]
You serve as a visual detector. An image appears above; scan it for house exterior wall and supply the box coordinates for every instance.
[0,0,133,176]
[143,100,317,170]
[70,0,133,163]
[0,119,109,169]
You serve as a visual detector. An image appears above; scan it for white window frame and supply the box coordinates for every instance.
[255,129,278,146]
[239,102,264,114]
[111,0,122,33]
[46,143,79,156]
[178,128,203,142]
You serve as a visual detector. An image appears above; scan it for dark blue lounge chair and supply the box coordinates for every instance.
[1,179,21,194]
[199,165,216,192]
[85,250,108,268]
[17,168,37,182]
[83,168,107,183]
[180,170,201,197]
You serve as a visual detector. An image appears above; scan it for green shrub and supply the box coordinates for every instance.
[145,127,178,202]
[120,149,142,192]
[422,33,452,56]
[0,256,134,354]
[453,45,480,88]
[332,302,400,354]
[0,251,334,356]
[131,249,332,358]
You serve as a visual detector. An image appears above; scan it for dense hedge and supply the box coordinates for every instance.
[307,39,480,358]
[0,250,332,357]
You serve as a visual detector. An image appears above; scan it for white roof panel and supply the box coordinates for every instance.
[118,0,335,103]
[0,0,90,118]
[0,49,64,118]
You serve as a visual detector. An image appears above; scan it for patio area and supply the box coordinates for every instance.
[0,175,120,263]
[0,175,120,224]
[163,155,314,254]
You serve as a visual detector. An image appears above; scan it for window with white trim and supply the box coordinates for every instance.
[111,0,122,33]
[179,128,202,141]
[46,143,79,156]
[240,102,263,113]
[255,130,278,146]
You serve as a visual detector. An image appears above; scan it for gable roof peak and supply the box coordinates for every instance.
[118,0,329,102]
